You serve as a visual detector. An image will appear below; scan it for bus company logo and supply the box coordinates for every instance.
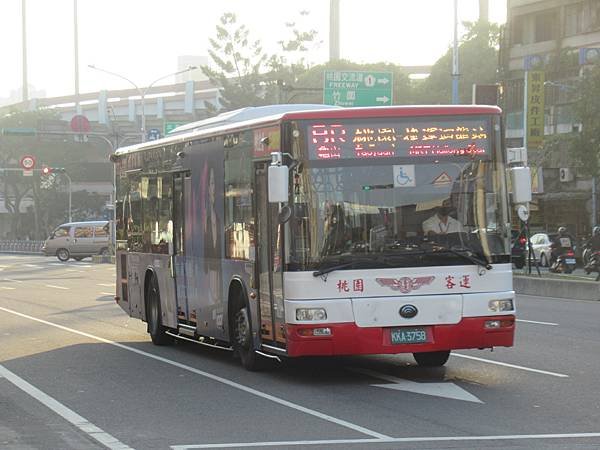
[376,276,435,294]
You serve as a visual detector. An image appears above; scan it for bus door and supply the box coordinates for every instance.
[172,172,190,324]
[255,162,286,345]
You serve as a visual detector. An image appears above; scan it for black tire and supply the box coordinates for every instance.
[99,247,109,256]
[413,350,451,367]
[231,297,265,371]
[56,248,70,262]
[514,258,525,269]
[147,276,171,346]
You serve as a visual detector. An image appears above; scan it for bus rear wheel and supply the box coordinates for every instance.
[147,276,171,346]
[413,350,451,367]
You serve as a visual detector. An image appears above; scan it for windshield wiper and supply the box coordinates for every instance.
[312,253,422,277]
[312,257,382,277]
[432,246,492,270]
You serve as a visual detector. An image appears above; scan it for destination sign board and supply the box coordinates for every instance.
[305,117,489,160]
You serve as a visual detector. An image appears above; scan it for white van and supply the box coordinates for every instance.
[42,221,110,261]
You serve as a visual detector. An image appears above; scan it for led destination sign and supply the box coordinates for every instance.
[307,118,489,160]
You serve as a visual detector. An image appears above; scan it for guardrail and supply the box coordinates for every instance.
[0,240,44,254]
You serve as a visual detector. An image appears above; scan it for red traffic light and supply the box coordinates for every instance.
[41,166,66,175]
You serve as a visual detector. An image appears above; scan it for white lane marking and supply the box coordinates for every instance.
[1,286,16,290]
[45,284,70,290]
[65,269,84,273]
[99,292,114,296]
[97,283,114,287]
[0,365,134,450]
[4,278,23,283]
[0,306,390,440]
[350,368,482,403]
[517,319,559,326]
[24,264,42,268]
[169,432,600,449]
[453,353,569,378]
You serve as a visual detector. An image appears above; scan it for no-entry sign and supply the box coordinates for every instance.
[20,155,36,170]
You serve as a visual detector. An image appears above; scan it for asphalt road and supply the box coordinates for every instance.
[1,254,599,450]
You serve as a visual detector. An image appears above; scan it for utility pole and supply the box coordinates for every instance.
[329,0,340,61]
[452,0,459,104]
[74,0,81,113]
[21,0,28,102]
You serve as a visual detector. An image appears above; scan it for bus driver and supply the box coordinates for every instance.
[422,199,463,237]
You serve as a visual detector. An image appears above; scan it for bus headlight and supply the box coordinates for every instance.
[488,299,514,312]
[296,308,327,321]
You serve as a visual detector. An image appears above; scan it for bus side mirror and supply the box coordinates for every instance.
[510,166,532,204]
[268,152,289,203]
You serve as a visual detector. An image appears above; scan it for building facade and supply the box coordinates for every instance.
[500,0,600,237]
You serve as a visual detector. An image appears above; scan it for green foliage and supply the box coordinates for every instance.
[202,11,321,111]
[0,109,106,239]
[570,65,600,176]
[201,13,274,111]
[415,20,500,104]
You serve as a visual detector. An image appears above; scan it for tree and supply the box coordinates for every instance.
[0,109,104,239]
[415,20,501,104]
[202,11,321,111]
[570,64,600,177]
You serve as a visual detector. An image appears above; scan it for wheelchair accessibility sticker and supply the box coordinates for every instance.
[393,165,416,187]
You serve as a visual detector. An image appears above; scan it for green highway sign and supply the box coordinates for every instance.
[323,70,393,107]
[164,121,187,135]
[1,127,37,136]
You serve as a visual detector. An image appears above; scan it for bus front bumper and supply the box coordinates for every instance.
[285,315,515,357]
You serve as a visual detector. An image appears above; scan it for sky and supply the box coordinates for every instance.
[0,0,507,102]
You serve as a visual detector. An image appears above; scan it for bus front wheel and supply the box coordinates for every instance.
[231,298,264,371]
[413,350,451,367]
[147,276,171,346]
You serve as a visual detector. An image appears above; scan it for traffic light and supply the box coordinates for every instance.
[41,166,66,175]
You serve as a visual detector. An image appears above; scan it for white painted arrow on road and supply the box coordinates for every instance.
[350,368,483,403]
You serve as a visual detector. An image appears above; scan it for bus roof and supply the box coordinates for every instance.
[113,104,502,157]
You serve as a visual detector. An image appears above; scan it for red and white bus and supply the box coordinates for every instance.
[113,104,525,370]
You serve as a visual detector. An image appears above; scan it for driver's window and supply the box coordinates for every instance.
[53,226,70,238]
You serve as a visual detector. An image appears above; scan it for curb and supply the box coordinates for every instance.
[92,255,115,264]
[514,275,600,301]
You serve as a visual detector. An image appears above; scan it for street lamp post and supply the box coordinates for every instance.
[63,171,72,223]
[87,65,198,141]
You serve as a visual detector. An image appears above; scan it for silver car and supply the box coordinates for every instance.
[527,232,556,267]
[42,221,110,261]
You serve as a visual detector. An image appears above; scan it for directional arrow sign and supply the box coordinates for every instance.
[323,70,393,107]
[350,368,483,403]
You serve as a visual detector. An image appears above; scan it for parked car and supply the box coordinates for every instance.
[42,221,110,261]
[527,232,557,267]
[511,229,526,269]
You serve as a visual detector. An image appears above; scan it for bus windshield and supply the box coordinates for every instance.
[287,115,510,271]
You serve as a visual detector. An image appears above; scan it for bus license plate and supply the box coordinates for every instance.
[391,327,428,344]
[565,258,576,264]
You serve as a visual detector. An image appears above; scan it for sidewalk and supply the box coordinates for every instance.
[514,269,600,301]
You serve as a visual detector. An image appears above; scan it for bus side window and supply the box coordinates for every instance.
[224,132,253,260]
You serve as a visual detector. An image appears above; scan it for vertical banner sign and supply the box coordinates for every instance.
[525,71,545,149]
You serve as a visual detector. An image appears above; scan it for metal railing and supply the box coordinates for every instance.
[0,240,45,254]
